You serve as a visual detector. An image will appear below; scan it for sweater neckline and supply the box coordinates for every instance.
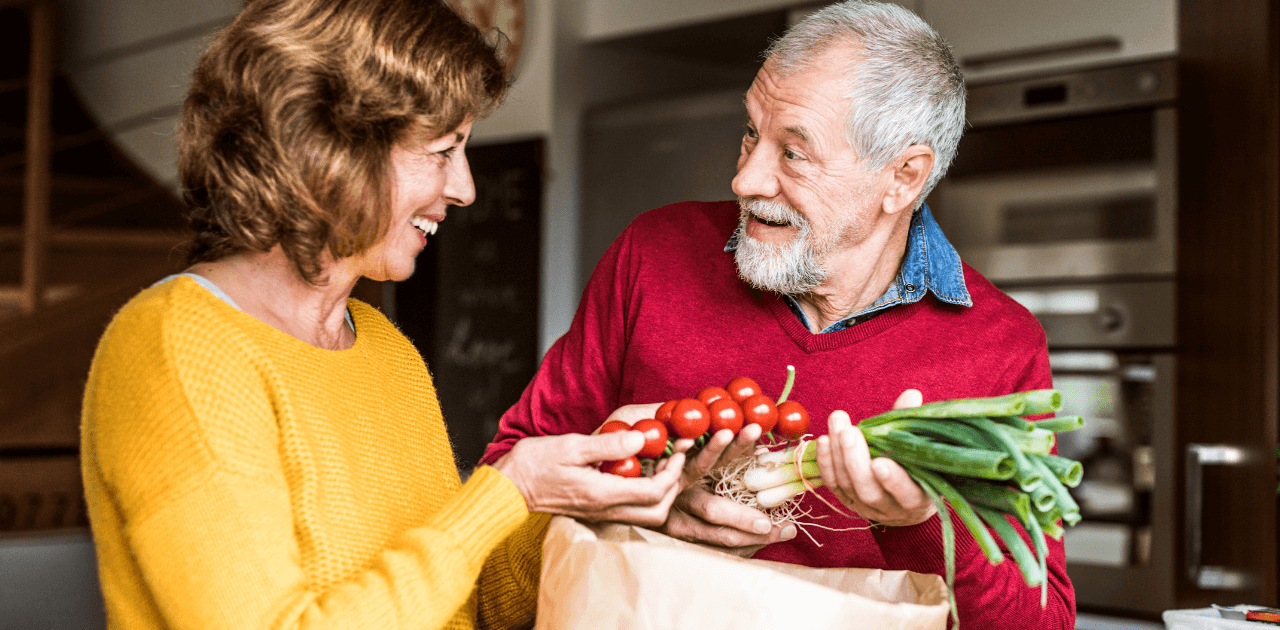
[172,276,372,357]
[765,292,927,353]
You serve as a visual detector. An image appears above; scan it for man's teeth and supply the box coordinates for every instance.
[757,215,790,227]
[410,217,439,236]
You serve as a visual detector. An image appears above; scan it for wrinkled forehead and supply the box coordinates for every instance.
[744,54,853,141]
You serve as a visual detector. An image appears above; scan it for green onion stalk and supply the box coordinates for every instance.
[731,389,1086,629]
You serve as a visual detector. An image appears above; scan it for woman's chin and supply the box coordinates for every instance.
[356,261,415,285]
[379,266,416,283]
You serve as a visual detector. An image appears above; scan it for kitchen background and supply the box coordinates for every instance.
[0,0,1274,628]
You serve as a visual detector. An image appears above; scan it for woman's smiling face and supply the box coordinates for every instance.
[348,120,475,282]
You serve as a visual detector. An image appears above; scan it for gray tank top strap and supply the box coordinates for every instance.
[153,273,244,310]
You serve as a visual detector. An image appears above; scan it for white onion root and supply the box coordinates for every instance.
[708,445,872,545]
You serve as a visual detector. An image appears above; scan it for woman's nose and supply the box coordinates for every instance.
[445,153,476,206]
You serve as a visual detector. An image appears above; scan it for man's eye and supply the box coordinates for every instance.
[743,126,758,140]
[782,147,800,160]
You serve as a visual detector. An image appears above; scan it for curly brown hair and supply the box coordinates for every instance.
[177,0,507,284]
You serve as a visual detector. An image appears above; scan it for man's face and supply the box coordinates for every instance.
[731,50,888,294]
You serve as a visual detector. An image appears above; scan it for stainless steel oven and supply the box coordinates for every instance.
[1007,282,1178,614]
[930,58,1177,283]
[931,58,1181,615]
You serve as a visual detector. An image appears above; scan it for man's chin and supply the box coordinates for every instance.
[734,252,823,295]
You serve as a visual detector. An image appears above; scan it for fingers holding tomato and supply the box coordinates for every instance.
[632,418,669,459]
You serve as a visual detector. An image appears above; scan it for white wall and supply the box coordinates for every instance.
[469,0,556,144]
[583,0,816,40]
[918,0,1176,82]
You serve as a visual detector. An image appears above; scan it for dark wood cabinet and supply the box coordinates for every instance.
[1175,0,1279,609]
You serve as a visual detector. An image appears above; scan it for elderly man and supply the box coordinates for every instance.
[482,1,1074,626]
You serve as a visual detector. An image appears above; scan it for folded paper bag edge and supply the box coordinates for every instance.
[599,517,947,609]
[537,516,949,630]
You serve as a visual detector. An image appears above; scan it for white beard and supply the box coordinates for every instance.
[732,197,827,295]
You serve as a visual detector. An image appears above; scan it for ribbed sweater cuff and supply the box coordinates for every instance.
[870,508,978,575]
[426,466,530,572]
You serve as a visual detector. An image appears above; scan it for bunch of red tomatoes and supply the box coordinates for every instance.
[598,376,811,477]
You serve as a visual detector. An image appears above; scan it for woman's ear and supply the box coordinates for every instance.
[881,145,935,215]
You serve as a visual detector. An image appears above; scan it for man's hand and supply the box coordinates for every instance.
[814,389,937,527]
[661,423,796,556]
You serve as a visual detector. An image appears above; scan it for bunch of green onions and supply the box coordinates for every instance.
[737,389,1084,626]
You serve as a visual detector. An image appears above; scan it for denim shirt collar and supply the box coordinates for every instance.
[725,203,972,333]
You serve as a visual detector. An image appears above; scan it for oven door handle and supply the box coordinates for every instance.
[1184,443,1254,589]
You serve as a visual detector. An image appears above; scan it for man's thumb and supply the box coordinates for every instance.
[893,388,923,410]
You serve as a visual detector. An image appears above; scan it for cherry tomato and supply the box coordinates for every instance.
[726,376,763,403]
[598,419,632,434]
[741,394,778,433]
[774,400,811,439]
[707,398,744,434]
[601,455,641,477]
[655,400,679,428]
[669,398,711,439]
[632,418,669,459]
[696,386,732,408]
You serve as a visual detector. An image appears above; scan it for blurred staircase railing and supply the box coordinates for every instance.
[17,0,53,315]
[0,0,188,533]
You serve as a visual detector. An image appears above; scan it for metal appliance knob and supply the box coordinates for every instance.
[1097,306,1124,332]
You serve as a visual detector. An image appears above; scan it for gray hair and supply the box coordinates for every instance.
[765,1,965,207]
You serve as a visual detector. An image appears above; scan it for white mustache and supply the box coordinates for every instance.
[738,197,806,227]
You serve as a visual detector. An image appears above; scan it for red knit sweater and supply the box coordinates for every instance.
[482,200,1075,628]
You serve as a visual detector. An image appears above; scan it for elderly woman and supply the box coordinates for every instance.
[79,1,684,628]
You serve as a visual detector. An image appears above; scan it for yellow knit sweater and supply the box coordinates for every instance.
[80,277,548,630]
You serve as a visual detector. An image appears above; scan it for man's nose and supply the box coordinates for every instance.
[731,145,780,200]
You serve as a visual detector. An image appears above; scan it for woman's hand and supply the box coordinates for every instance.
[491,429,686,526]
[814,388,937,527]
[588,403,794,554]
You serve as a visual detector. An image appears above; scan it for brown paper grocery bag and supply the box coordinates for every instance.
[536,515,949,630]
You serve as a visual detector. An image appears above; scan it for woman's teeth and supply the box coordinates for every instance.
[410,217,439,237]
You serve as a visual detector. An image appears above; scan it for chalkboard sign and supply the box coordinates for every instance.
[395,138,543,469]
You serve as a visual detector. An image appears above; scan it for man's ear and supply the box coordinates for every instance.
[881,145,935,216]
